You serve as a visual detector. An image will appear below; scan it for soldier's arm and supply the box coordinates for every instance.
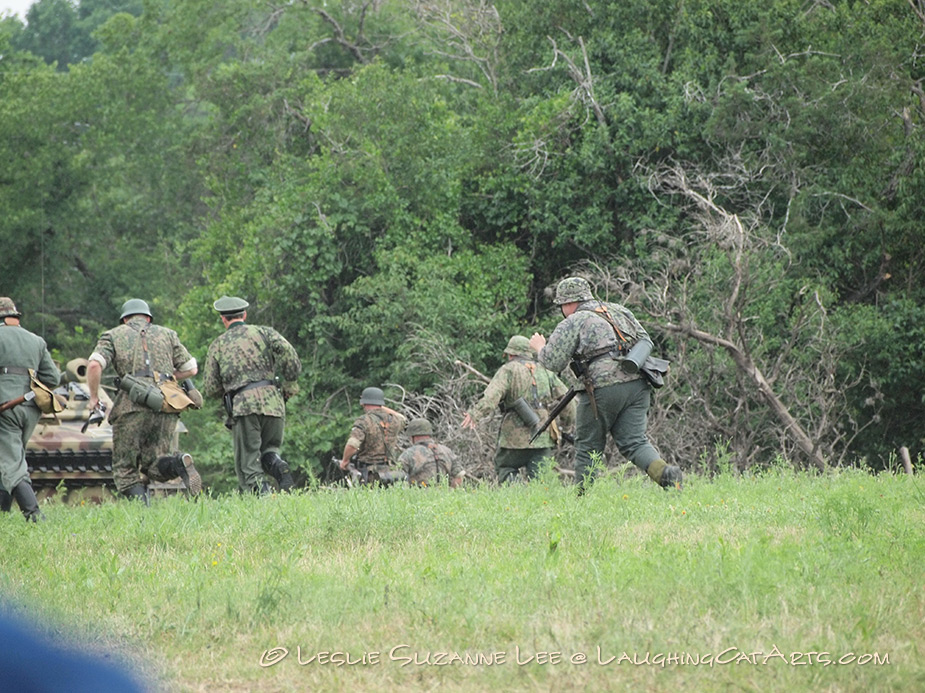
[537,317,581,374]
[270,329,302,381]
[398,450,412,477]
[467,367,511,423]
[623,306,650,343]
[87,360,103,409]
[168,331,197,380]
[36,344,60,389]
[382,407,406,432]
[87,333,114,409]
[201,348,224,399]
[340,423,365,469]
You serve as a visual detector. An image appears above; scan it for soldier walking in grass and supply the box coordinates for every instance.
[339,386,407,483]
[87,299,202,502]
[529,276,681,492]
[462,335,574,483]
[203,296,302,494]
[0,297,60,521]
[399,418,465,488]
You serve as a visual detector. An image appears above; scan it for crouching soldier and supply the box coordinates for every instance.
[339,386,407,485]
[399,418,464,488]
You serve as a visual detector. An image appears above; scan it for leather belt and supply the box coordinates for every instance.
[0,366,30,376]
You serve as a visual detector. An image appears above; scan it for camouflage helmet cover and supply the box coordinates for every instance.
[503,335,534,358]
[407,418,434,437]
[553,277,594,305]
[0,297,22,320]
[359,386,385,406]
[120,298,152,321]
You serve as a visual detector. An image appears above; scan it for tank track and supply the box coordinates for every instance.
[26,450,114,489]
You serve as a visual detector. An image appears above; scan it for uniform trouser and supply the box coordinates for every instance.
[495,447,553,483]
[232,413,284,492]
[574,379,661,485]
[0,404,41,492]
[111,410,181,493]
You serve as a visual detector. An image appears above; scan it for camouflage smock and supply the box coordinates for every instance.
[399,437,464,486]
[90,316,195,419]
[346,407,407,465]
[203,322,301,418]
[538,299,649,389]
[469,356,573,449]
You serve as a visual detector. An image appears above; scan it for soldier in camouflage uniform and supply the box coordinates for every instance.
[87,299,202,502]
[462,335,574,483]
[339,386,407,482]
[0,297,60,521]
[399,418,464,487]
[203,296,302,494]
[530,277,681,490]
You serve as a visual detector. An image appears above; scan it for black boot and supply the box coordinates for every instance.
[158,454,202,496]
[11,481,44,522]
[260,451,294,492]
[0,489,12,512]
[123,483,150,505]
[646,459,683,490]
[660,465,683,490]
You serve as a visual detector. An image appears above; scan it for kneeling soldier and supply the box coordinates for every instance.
[399,418,464,488]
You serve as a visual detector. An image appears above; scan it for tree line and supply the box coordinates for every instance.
[2,0,923,480]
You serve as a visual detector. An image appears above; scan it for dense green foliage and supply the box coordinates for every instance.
[2,0,924,477]
[0,470,922,689]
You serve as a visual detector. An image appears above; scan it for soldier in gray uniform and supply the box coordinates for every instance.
[462,335,574,482]
[530,277,681,491]
[0,297,60,521]
[339,386,407,482]
[87,299,202,502]
[399,418,464,487]
[203,296,302,494]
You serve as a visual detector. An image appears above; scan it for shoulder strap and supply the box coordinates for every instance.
[593,303,631,346]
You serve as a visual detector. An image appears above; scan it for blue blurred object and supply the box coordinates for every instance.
[0,610,146,692]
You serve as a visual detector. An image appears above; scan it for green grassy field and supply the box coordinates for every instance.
[1,467,922,692]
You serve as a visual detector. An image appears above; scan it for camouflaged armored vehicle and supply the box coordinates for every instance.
[25,358,185,502]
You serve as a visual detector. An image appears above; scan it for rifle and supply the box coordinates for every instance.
[529,386,578,444]
[0,390,35,413]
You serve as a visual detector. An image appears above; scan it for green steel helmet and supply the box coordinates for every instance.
[407,418,433,437]
[359,386,385,406]
[0,297,22,320]
[213,295,250,315]
[120,298,152,321]
[503,335,534,358]
[553,276,594,305]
